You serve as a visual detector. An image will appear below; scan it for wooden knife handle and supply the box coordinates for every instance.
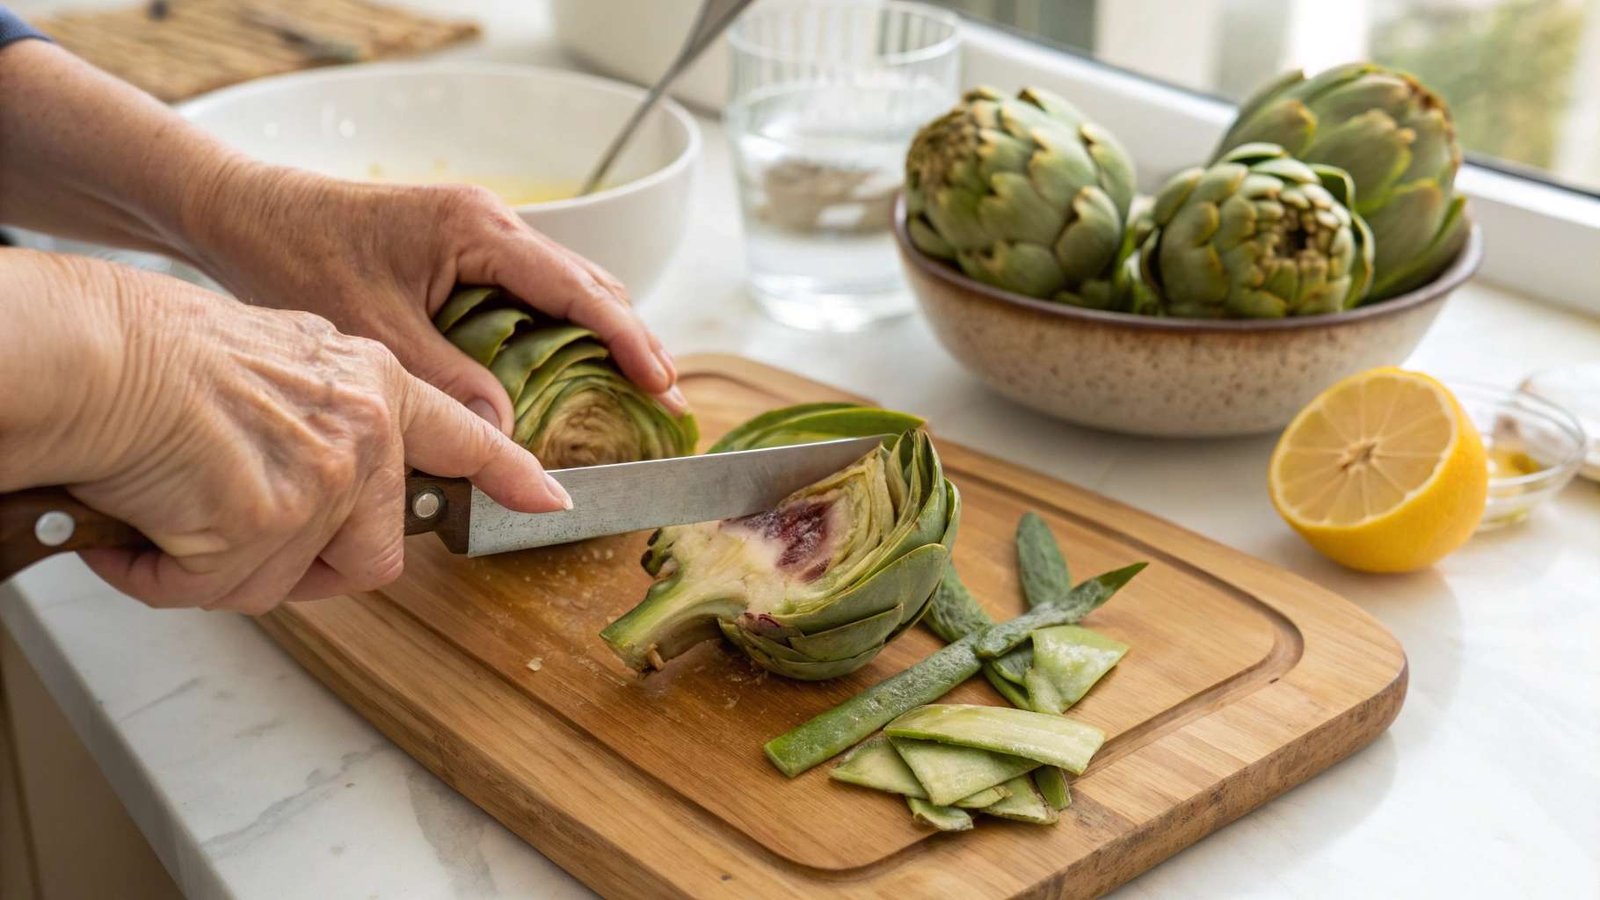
[1,474,475,584]
[402,474,472,554]
[0,487,148,583]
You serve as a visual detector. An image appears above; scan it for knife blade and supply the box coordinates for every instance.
[403,436,886,556]
[0,437,887,582]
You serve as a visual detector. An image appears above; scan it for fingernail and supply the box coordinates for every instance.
[660,386,689,414]
[468,398,506,434]
[544,472,574,510]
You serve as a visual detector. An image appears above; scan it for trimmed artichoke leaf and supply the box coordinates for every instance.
[889,737,1041,807]
[830,734,926,798]
[907,798,973,832]
[952,785,1012,809]
[886,704,1106,775]
[974,563,1147,658]
[1016,511,1071,608]
[984,668,1032,710]
[1023,666,1065,715]
[1034,766,1072,811]
[764,633,984,778]
[979,775,1058,825]
[1031,624,1130,711]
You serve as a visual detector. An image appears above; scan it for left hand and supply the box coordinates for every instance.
[177,163,686,434]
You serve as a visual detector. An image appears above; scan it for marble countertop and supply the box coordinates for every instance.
[5,2,1599,897]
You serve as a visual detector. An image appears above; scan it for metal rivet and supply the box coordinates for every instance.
[35,511,76,547]
[411,489,443,520]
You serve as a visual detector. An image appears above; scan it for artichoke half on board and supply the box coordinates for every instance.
[434,286,697,468]
[905,86,1137,310]
[1135,144,1375,318]
[601,405,960,681]
[1214,62,1470,300]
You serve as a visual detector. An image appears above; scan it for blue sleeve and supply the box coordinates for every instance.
[0,6,47,49]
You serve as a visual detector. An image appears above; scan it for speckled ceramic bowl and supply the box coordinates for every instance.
[896,198,1484,437]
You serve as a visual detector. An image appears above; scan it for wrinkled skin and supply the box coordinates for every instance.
[1138,144,1376,318]
[905,86,1137,310]
[1214,62,1470,299]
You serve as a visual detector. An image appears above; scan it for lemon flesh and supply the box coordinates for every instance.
[1270,368,1487,573]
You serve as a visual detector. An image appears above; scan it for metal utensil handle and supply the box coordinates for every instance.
[578,0,756,195]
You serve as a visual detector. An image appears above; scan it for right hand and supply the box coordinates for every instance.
[0,250,570,614]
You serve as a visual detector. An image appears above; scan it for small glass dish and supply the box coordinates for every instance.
[1448,381,1588,530]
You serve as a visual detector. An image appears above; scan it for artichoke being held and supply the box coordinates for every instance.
[434,286,697,468]
[1136,143,1375,318]
[600,406,960,680]
[1214,62,1470,300]
[905,86,1136,310]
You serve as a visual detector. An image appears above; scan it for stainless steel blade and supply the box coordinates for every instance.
[464,436,885,556]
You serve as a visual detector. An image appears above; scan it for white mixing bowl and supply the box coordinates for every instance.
[179,62,701,300]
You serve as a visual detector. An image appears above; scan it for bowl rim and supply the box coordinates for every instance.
[1445,379,1589,488]
[176,61,702,212]
[893,193,1485,333]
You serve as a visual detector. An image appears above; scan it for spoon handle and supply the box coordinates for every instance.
[578,0,756,196]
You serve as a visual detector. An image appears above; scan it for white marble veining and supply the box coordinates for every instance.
[4,2,1599,897]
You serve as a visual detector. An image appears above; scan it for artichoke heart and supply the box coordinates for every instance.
[433,286,697,468]
[601,427,960,680]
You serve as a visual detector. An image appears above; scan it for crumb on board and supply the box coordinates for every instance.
[525,657,543,672]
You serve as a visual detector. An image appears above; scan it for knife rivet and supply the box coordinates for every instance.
[35,511,76,547]
[411,489,443,521]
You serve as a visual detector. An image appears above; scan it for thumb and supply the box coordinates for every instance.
[390,326,517,436]
[393,369,570,513]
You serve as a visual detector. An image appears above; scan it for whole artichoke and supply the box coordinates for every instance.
[905,86,1137,309]
[1214,62,1469,299]
[435,286,697,467]
[1137,144,1375,318]
[601,406,959,681]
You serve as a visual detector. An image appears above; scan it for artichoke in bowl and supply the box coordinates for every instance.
[1135,143,1375,318]
[904,86,1137,310]
[434,286,697,467]
[601,407,959,680]
[1214,62,1470,300]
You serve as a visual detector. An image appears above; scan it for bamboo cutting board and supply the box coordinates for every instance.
[258,355,1407,898]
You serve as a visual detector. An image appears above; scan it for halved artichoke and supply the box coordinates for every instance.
[600,406,960,680]
[434,286,697,467]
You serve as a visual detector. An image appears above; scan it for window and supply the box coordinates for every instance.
[935,0,1600,315]
[932,0,1600,197]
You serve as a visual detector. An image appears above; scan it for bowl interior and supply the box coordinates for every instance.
[179,63,694,204]
[1451,382,1588,488]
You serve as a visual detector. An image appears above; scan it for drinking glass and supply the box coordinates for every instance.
[725,0,960,331]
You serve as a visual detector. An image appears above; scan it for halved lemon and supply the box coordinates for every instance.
[1269,368,1487,573]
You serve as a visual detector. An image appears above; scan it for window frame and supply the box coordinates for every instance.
[957,17,1600,317]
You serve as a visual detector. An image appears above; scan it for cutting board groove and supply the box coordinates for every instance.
[260,354,1405,897]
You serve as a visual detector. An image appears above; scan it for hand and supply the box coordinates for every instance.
[178,164,687,435]
[0,251,570,614]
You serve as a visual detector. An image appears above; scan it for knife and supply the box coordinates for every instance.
[0,436,884,582]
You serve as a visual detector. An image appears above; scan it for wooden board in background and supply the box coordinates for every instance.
[33,0,478,102]
[259,354,1407,897]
